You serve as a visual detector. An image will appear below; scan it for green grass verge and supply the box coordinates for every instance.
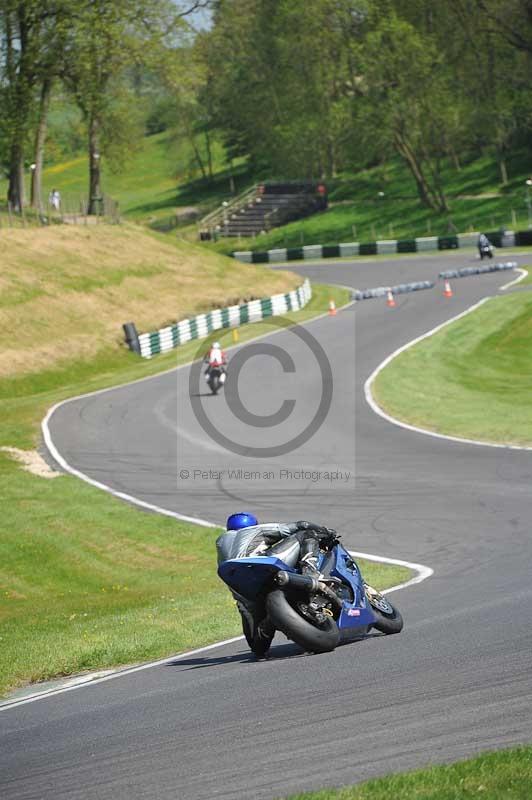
[0,282,411,697]
[284,746,532,799]
[373,291,532,446]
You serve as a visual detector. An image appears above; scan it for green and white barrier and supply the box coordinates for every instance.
[232,229,532,264]
[136,278,312,358]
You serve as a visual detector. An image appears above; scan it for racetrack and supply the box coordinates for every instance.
[2,251,532,799]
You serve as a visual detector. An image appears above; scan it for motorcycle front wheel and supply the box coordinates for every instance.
[365,587,404,635]
[266,589,339,653]
[209,376,219,394]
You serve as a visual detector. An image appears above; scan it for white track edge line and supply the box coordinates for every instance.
[12,296,435,713]
[0,550,431,712]
[41,299,355,527]
[500,268,528,290]
[364,295,532,451]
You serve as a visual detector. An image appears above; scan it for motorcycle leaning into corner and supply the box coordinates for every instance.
[218,531,404,657]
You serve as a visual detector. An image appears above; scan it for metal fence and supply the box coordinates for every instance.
[0,193,121,228]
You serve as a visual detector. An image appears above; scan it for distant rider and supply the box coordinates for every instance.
[216,512,338,658]
[204,340,227,381]
[478,232,492,259]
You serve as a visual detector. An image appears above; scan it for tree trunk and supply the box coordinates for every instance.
[88,114,102,215]
[31,78,53,210]
[326,137,336,179]
[205,129,213,182]
[449,143,461,171]
[7,142,25,212]
[499,156,508,185]
[190,133,207,181]
[394,134,439,211]
[426,153,450,213]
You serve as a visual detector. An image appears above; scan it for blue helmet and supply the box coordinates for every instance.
[226,512,258,531]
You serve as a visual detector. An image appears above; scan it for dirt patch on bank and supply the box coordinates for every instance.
[1,447,60,478]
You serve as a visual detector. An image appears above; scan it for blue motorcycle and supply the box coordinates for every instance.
[218,538,403,655]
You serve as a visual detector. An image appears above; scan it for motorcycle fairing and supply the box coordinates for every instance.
[219,546,376,631]
[218,556,296,599]
[318,547,375,631]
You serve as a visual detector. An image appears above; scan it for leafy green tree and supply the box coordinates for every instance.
[0,1,69,210]
[62,0,189,213]
[203,0,363,179]
[355,11,457,211]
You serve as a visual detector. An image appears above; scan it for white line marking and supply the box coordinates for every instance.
[349,550,433,593]
[41,298,355,527]
[0,637,244,711]
[42,407,219,528]
[364,296,532,451]
[500,268,528,290]
[0,550,432,712]
[10,296,434,712]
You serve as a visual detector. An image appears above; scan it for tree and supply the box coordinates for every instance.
[0,1,78,211]
[202,0,362,179]
[62,0,188,213]
[355,11,457,211]
[472,0,532,56]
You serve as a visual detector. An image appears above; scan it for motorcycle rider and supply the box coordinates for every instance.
[216,512,338,658]
[478,232,493,259]
[204,340,227,382]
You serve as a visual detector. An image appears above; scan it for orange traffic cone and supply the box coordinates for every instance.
[328,299,337,316]
[443,280,453,298]
[386,290,396,308]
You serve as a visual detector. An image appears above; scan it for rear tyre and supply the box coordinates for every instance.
[366,589,404,635]
[266,589,339,654]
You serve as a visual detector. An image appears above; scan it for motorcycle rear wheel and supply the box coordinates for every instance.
[266,589,339,653]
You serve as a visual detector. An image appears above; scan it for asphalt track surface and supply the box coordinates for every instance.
[2,252,532,799]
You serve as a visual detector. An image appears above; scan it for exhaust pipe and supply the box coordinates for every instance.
[275,570,343,611]
[275,570,320,592]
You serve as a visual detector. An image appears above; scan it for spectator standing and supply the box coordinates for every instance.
[49,189,61,211]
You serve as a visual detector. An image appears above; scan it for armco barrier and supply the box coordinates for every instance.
[233,229,529,264]
[132,279,312,358]
[353,280,434,301]
[439,262,517,280]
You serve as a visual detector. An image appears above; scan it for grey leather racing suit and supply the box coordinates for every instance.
[216,522,303,566]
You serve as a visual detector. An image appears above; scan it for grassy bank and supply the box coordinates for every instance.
[373,292,532,446]
[0,224,301,379]
[1,281,349,449]
[285,746,532,799]
[1,277,412,697]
